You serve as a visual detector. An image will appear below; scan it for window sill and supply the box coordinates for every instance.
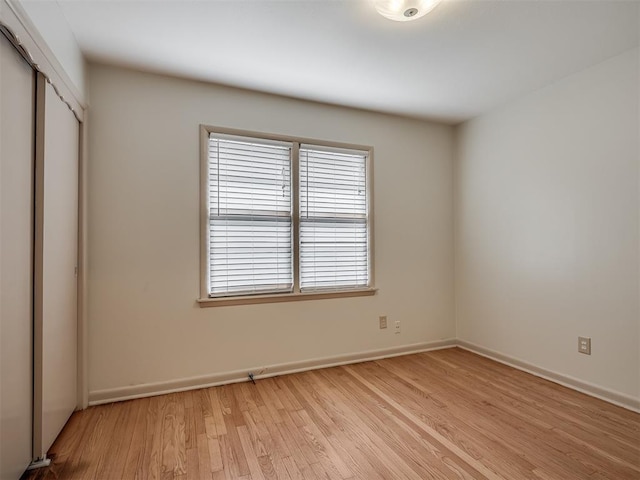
[197,288,377,307]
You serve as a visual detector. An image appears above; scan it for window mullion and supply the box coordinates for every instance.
[292,142,300,294]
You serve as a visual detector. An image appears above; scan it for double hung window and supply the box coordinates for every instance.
[201,127,374,304]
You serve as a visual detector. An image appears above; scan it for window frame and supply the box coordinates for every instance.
[198,125,376,307]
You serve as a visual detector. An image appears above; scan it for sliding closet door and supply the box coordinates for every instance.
[34,81,79,457]
[0,34,36,479]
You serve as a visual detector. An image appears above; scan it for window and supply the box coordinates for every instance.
[207,136,292,296]
[299,146,368,290]
[200,126,375,305]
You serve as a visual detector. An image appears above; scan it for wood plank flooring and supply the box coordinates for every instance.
[22,348,640,480]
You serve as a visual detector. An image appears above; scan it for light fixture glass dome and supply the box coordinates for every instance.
[374,0,443,21]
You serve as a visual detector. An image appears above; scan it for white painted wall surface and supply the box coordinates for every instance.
[87,64,455,394]
[19,0,85,96]
[455,49,639,399]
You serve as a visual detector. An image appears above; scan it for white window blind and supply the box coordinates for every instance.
[299,146,369,291]
[208,134,292,296]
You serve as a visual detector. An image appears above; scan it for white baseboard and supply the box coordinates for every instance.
[88,339,457,405]
[457,340,640,413]
[88,338,640,413]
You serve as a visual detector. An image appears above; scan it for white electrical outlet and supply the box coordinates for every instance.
[379,316,387,329]
[394,320,401,334]
[578,336,591,355]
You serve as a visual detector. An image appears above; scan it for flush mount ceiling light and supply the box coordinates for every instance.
[374,0,443,21]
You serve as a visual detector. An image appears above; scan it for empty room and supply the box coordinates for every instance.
[0,0,638,479]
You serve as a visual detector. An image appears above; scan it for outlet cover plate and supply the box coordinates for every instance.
[578,336,591,355]
[379,316,387,329]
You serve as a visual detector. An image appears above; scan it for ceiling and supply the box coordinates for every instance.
[24,0,640,123]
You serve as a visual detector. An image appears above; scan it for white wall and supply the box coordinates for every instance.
[455,49,639,400]
[87,64,455,396]
[19,0,85,96]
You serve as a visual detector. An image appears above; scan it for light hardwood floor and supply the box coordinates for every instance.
[23,348,640,480]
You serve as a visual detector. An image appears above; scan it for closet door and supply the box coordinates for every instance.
[34,81,79,457]
[0,33,36,480]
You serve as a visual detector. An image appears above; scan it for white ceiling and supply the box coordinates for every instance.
[26,0,640,123]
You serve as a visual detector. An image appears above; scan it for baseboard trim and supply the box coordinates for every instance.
[88,339,457,406]
[457,340,640,413]
[88,338,640,412]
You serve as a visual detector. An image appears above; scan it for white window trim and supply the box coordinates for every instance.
[198,125,376,307]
